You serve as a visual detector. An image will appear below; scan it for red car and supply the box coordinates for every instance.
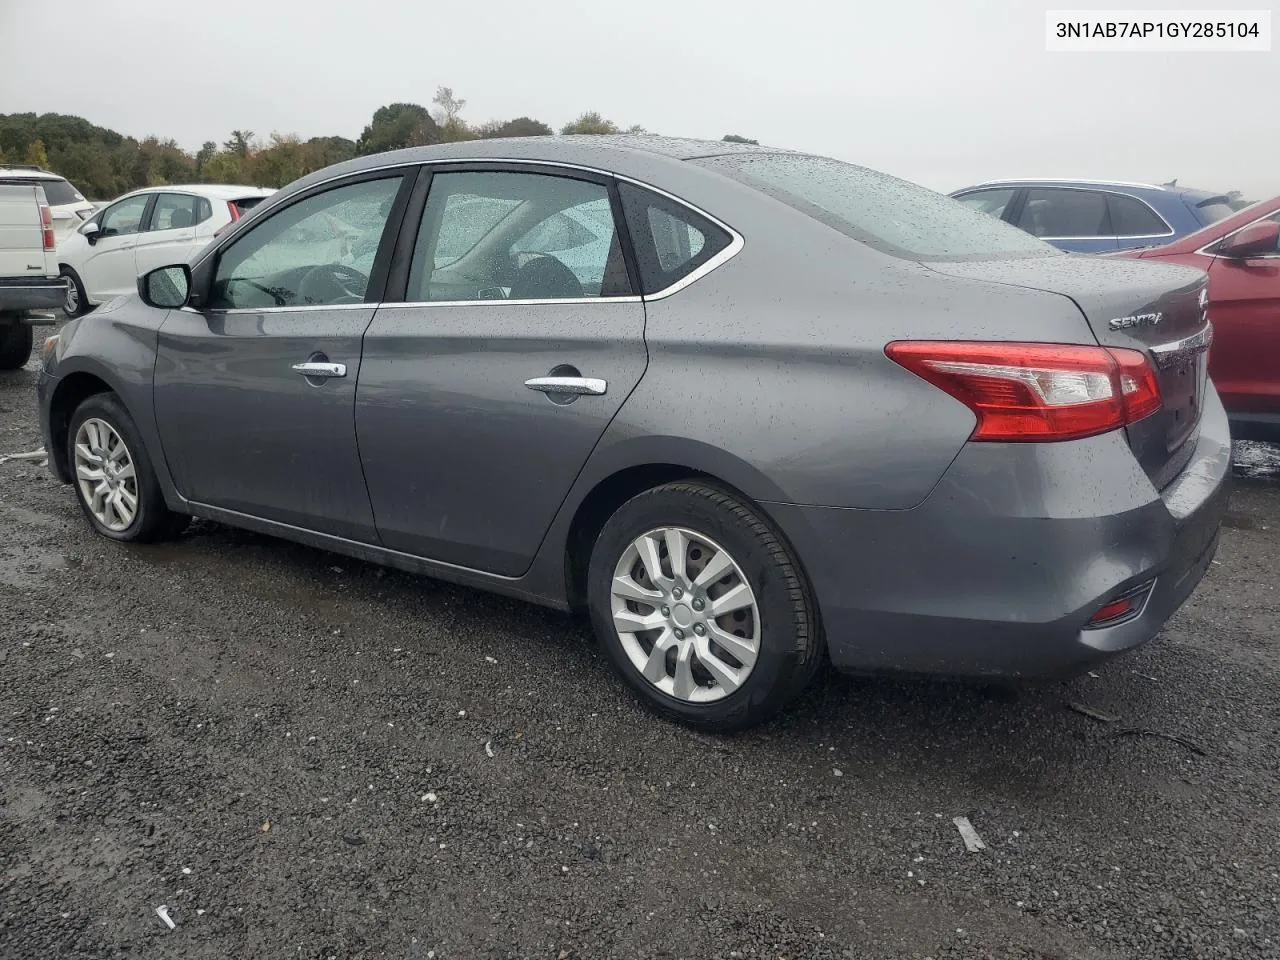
[1113,196,1280,441]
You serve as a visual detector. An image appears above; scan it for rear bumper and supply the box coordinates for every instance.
[0,277,68,314]
[765,387,1232,680]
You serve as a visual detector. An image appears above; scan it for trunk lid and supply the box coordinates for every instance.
[925,255,1211,489]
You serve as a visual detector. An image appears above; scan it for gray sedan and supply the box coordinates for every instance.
[36,136,1229,731]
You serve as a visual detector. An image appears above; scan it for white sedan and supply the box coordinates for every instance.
[56,184,274,316]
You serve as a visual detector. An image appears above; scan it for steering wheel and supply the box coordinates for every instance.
[298,263,368,305]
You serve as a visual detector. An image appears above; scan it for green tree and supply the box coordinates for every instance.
[306,136,357,167]
[357,103,440,155]
[200,150,244,184]
[722,134,759,145]
[225,130,254,158]
[24,138,49,168]
[477,117,553,139]
[561,112,620,135]
[196,141,217,174]
[626,124,647,135]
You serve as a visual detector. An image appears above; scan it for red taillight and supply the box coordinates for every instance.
[1086,580,1155,627]
[213,201,241,238]
[39,202,55,251]
[885,341,1163,442]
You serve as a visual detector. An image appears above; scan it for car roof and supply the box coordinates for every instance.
[953,178,1224,199]
[109,183,275,201]
[280,135,792,193]
[0,165,69,181]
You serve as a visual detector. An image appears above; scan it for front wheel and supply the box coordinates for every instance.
[67,393,188,542]
[587,482,823,732]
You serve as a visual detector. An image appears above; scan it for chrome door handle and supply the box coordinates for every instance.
[292,362,347,378]
[524,376,607,396]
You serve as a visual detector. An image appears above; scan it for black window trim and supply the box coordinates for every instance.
[382,161,641,306]
[188,169,417,312]
[188,156,744,309]
[1014,185,1173,241]
[144,191,203,233]
[99,190,157,240]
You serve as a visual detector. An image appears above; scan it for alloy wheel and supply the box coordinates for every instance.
[610,526,760,703]
[74,418,139,531]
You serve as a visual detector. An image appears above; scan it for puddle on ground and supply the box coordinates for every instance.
[1232,441,1280,481]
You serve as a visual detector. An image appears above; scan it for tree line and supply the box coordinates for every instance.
[0,88,760,199]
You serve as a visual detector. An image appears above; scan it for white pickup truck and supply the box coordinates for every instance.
[0,180,67,369]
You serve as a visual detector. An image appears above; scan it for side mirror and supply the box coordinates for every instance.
[1218,220,1280,259]
[138,264,192,309]
[82,221,100,244]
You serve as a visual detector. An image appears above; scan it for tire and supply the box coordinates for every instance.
[0,320,34,370]
[66,393,187,542]
[587,481,824,732]
[61,266,89,318]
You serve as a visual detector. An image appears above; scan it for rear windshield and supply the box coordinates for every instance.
[233,196,266,214]
[1191,197,1235,224]
[693,154,1058,261]
[5,176,85,206]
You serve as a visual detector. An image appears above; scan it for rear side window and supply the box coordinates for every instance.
[1017,189,1110,239]
[1108,194,1169,236]
[149,193,200,231]
[618,182,731,294]
[695,154,1053,261]
[194,196,213,225]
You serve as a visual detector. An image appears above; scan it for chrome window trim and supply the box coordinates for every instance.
[966,178,1166,191]
[386,296,644,308]
[191,156,745,303]
[1016,185,1175,241]
[1193,208,1280,258]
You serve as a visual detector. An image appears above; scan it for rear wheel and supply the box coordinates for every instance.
[587,482,823,732]
[67,393,188,542]
[0,319,34,370]
[61,267,88,318]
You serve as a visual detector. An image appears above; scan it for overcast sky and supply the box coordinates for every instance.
[1,0,1276,198]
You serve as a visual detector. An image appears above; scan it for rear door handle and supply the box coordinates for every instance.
[524,376,607,396]
[292,361,347,379]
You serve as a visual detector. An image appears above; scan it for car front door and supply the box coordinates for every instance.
[356,166,648,575]
[154,172,411,541]
[1207,212,1280,416]
[134,192,200,277]
[80,193,152,300]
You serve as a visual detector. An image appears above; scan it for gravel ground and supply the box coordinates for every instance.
[2,339,1278,960]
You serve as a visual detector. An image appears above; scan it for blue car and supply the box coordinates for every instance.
[949,179,1236,253]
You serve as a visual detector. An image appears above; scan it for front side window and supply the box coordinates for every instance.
[408,171,632,301]
[618,182,731,294]
[98,194,150,238]
[955,188,1016,219]
[1017,189,1110,239]
[210,176,402,310]
[696,154,1055,261]
[149,193,200,231]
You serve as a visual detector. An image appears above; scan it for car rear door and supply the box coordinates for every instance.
[355,164,647,576]
[1206,212,1280,416]
[134,192,200,277]
[80,193,152,300]
[154,172,412,542]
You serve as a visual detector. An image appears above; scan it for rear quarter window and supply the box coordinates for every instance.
[695,154,1055,261]
[8,176,84,206]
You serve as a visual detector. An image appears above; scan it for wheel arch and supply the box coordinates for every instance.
[555,437,798,612]
[46,364,130,483]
